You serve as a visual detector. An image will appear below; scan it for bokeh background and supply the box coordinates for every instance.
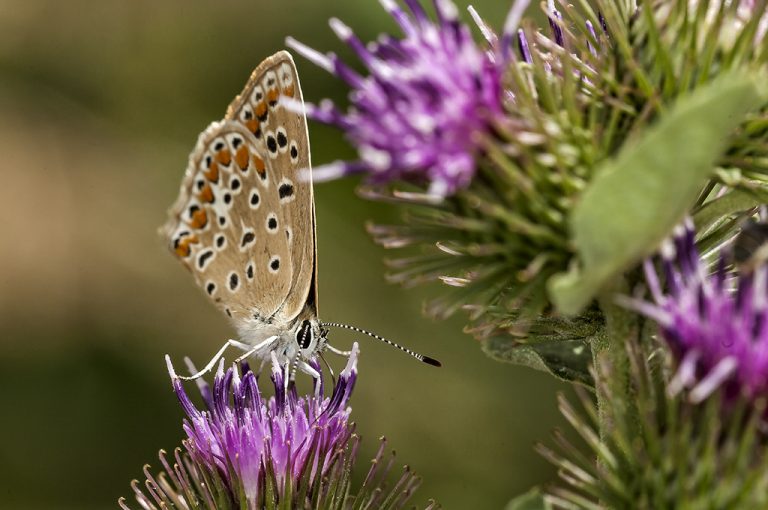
[0,1,573,508]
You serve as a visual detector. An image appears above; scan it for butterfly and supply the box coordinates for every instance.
[162,51,440,381]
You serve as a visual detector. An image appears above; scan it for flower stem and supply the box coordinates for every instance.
[592,279,640,446]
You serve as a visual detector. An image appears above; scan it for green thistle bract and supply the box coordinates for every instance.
[539,340,768,509]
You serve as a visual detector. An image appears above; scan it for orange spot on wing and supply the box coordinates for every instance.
[235,145,249,170]
[244,118,259,135]
[255,101,268,120]
[174,234,199,258]
[215,149,231,166]
[204,161,220,183]
[189,209,208,229]
[175,243,191,258]
[283,84,295,98]
[267,89,279,105]
[198,183,214,203]
[253,155,266,178]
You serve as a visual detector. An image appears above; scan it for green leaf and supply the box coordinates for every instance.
[505,488,553,510]
[694,186,768,235]
[482,335,593,386]
[549,71,768,315]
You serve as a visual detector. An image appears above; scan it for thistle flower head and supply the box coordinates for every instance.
[540,339,768,508]
[286,0,504,196]
[121,344,436,509]
[635,222,768,405]
[176,348,357,503]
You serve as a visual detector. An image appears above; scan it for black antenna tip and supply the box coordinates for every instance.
[422,356,442,367]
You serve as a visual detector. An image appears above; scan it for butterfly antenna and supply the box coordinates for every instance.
[289,356,300,383]
[322,322,442,367]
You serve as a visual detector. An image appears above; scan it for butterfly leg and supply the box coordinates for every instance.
[173,339,250,380]
[318,352,336,384]
[296,360,321,379]
[325,344,352,357]
[284,357,297,394]
[255,357,269,377]
[233,335,280,364]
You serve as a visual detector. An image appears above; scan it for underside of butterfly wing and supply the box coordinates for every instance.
[225,50,316,323]
[162,121,293,323]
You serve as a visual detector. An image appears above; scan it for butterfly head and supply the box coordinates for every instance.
[293,317,326,359]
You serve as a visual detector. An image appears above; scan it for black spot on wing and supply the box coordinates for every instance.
[241,231,255,247]
[279,183,294,200]
[198,250,214,269]
[266,136,277,154]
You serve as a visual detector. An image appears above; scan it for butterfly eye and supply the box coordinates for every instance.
[296,320,313,350]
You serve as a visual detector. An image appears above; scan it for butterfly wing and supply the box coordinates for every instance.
[225,50,317,322]
[162,121,294,322]
[162,51,316,326]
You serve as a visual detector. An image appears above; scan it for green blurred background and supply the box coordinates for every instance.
[0,1,572,508]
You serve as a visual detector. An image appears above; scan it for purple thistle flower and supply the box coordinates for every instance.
[631,221,768,406]
[286,0,506,197]
[171,346,358,506]
[121,343,436,509]
[547,1,565,48]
